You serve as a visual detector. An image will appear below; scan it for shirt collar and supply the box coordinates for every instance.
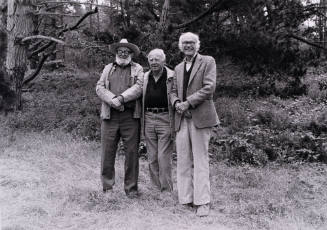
[149,67,167,80]
[113,61,132,68]
[183,53,198,63]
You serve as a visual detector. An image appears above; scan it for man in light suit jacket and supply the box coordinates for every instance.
[170,32,220,217]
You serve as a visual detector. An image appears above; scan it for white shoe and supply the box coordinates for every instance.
[196,204,209,217]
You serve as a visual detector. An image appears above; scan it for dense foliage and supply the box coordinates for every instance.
[99,0,319,75]
[59,0,321,98]
[2,0,327,165]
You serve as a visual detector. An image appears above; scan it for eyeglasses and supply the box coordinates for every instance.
[182,41,196,45]
[117,50,132,55]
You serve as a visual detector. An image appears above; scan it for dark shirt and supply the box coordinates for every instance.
[183,55,197,101]
[144,68,168,108]
[109,63,135,109]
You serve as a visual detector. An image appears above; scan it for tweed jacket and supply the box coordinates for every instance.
[170,54,220,131]
[121,66,175,139]
[96,62,144,120]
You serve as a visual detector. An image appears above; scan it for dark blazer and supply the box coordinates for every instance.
[170,54,220,131]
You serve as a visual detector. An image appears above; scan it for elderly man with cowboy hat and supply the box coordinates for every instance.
[96,39,143,198]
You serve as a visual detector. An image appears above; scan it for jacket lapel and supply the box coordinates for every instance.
[166,67,173,87]
[188,54,202,86]
[143,71,149,97]
[130,62,137,78]
[177,64,184,99]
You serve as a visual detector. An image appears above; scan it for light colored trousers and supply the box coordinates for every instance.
[176,117,211,205]
[145,111,173,191]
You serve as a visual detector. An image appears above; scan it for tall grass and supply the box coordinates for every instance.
[1,122,327,230]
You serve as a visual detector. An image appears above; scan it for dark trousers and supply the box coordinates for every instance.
[101,109,140,194]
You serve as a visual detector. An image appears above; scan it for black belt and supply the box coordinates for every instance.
[146,107,168,113]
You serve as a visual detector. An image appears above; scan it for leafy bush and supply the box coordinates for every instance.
[303,69,327,102]
[7,69,101,140]
[210,127,268,166]
[215,97,249,134]
[253,108,291,131]
[308,109,327,136]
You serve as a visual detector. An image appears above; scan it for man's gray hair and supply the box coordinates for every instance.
[147,48,166,62]
[178,32,200,52]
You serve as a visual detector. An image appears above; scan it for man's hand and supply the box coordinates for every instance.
[111,97,122,108]
[175,101,190,114]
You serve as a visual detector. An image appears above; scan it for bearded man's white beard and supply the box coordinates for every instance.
[115,55,132,66]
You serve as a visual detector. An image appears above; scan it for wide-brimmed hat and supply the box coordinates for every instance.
[110,39,140,56]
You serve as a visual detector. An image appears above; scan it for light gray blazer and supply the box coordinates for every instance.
[170,54,220,131]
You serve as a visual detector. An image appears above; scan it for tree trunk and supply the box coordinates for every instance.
[124,0,130,28]
[89,0,94,33]
[96,0,100,33]
[6,0,35,110]
[159,0,170,31]
[322,0,327,49]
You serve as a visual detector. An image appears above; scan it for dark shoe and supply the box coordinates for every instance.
[182,202,194,209]
[196,204,210,217]
[102,187,113,193]
[126,191,138,199]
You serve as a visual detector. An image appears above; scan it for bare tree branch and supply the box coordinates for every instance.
[44,3,67,11]
[23,53,51,85]
[60,7,98,35]
[28,7,98,58]
[36,1,113,9]
[171,0,229,29]
[29,42,55,58]
[22,35,65,45]
[29,40,44,51]
[288,34,326,50]
[34,12,82,17]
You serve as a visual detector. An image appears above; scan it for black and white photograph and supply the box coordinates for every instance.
[1,0,327,229]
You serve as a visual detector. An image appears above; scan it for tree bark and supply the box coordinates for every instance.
[89,0,94,33]
[321,0,327,49]
[159,0,169,31]
[6,0,35,110]
[96,0,100,33]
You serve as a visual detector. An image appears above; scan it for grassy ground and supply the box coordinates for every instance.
[1,123,327,230]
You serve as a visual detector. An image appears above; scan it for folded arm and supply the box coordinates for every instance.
[120,67,144,103]
[96,64,116,106]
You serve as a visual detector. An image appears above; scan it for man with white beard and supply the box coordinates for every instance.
[96,39,143,198]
